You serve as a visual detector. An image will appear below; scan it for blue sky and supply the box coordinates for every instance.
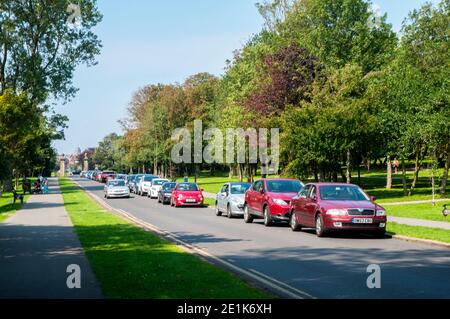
[54,0,439,155]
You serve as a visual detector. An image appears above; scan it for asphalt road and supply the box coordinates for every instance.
[74,177,450,299]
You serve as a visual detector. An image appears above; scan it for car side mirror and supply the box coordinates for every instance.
[312,195,317,202]
[259,188,264,194]
[370,196,377,202]
[200,188,204,192]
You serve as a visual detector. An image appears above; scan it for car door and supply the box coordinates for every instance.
[247,181,259,212]
[253,180,265,215]
[217,184,228,211]
[304,185,318,226]
[294,185,311,225]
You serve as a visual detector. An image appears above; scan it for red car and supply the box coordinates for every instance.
[244,179,304,226]
[171,182,204,207]
[100,171,115,183]
[289,183,387,237]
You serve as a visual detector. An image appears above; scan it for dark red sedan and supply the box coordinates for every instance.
[289,183,387,237]
[170,182,204,207]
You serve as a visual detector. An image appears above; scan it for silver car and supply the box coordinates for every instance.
[104,180,130,199]
[215,182,252,218]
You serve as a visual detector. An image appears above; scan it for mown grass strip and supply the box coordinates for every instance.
[387,222,450,244]
[387,203,450,223]
[0,193,29,223]
[59,177,273,299]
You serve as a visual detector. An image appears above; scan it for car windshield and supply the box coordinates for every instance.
[109,181,125,187]
[143,176,155,182]
[153,180,168,186]
[266,180,303,193]
[230,183,251,194]
[178,183,198,191]
[320,185,369,201]
[163,183,177,190]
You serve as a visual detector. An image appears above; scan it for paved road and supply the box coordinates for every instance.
[0,178,103,299]
[75,177,450,299]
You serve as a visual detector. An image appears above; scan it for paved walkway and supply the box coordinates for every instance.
[0,178,103,299]
[388,216,450,230]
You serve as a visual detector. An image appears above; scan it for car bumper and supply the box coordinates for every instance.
[107,193,130,198]
[230,202,245,216]
[323,215,387,231]
[176,199,204,206]
[269,204,291,221]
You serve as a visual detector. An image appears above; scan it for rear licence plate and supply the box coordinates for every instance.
[352,218,373,224]
[186,199,197,203]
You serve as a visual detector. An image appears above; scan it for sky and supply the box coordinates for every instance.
[53,0,440,155]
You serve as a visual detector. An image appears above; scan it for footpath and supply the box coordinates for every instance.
[0,178,103,299]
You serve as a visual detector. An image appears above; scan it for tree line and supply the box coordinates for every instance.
[92,0,449,196]
[0,0,102,191]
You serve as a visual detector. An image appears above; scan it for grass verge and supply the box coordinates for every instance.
[387,222,450,244]
[59,177,272,299]
[387,203,450,223]
[0,192,29,223]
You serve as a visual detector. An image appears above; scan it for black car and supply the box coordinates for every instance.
[158,182,177,205]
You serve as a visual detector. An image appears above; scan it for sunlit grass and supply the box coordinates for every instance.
[387,222,450,244]
[387,203,450,223]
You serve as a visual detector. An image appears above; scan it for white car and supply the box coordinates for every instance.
[148,179,170,198]
[139,175,159,196]
[104,180,130,199]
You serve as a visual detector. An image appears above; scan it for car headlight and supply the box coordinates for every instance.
[272,198,288,205]
[376,210,386,217]
[326,209,348,216]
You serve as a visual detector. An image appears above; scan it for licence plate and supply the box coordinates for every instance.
[352,218,373,224]
[186,199,197,203]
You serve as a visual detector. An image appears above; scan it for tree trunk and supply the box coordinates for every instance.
[346,150,352,184]
[402,158,408,196]
[386,155,392,190]
[408,147,425,196]
[440,150,450,196]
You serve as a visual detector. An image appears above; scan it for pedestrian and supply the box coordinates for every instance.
[43,178,49,194]
[393,158,399,174]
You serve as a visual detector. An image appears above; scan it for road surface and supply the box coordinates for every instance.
[74,177,450,299]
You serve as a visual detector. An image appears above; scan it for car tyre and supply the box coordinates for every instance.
[263,206,273,227]
[227,204,233,219]
[215,202,222,216]
[243,204,253,224]
[290,212,302,232]
[315,214,327,237]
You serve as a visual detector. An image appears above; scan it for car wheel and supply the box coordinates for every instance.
[158,196,161,203]
[227,204,233,219]
[263,206,273,227]
[215,203,222,216]
[315,214,327,237]
[290,212,302,232]
[243,204,253,224]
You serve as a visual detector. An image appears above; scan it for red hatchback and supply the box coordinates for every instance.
[244,179,304,226]
[289,183,387,237]
[171,182,204,207]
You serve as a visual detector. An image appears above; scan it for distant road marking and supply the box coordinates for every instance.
[72,178,316,299]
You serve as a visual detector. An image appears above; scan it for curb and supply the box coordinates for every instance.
[389,234,450,249]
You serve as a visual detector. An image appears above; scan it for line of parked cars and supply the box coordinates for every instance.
[215,178,387,238]
[80,171,387,238]
[81,171,206,207]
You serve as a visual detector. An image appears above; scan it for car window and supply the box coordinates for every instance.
[221,184,229,194]
[162,183,176,190]
[230,183,251,194]
[253,181,262,191]
[299,185,311,198]
[153,180,169,186]
[177,183,199,191]
[109,180,125,187]
[319,185,369,201]
[266,180,303,193]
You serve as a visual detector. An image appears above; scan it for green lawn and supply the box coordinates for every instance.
[387,222,450,244]
[59,177,272,299]
[387,203,450,223]
[0,192,28,222]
